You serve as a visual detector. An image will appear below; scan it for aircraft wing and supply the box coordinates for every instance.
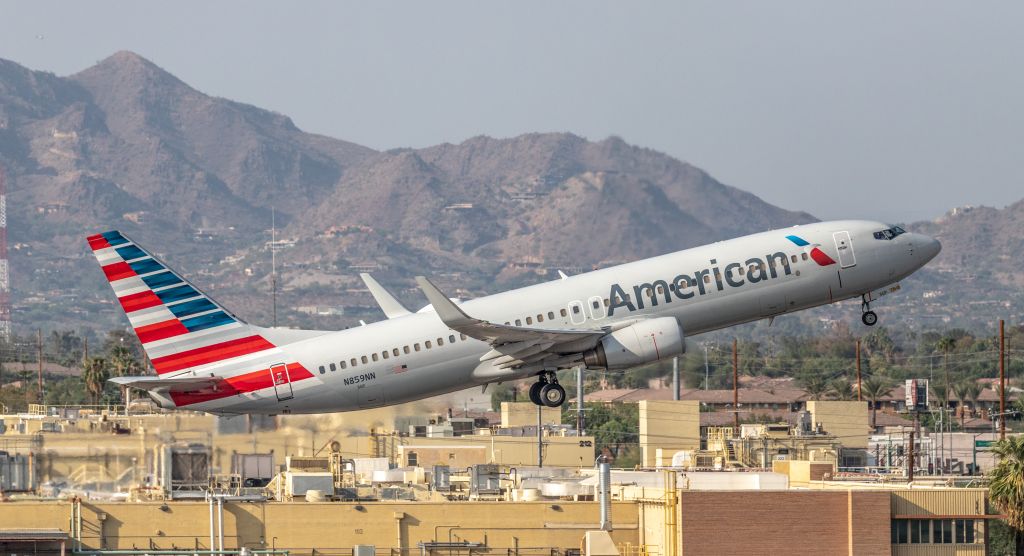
[360,273,412,318]
[109,375,227,393]
[416,276,606,373]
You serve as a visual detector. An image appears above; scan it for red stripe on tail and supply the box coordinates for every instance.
[119,290,163,313]
[87,234,112,251]
[135,319,190,344]
[151,335,276,375]
[102,261,136,282]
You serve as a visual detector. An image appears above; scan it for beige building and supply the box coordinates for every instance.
[638,400,700,467]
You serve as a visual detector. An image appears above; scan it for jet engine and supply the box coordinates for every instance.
[583,317,685,369]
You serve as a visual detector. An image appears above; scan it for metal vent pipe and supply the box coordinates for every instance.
[598,460,612,531]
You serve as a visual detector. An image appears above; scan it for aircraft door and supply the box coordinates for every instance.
[568,300,587,325]
[833,231,856,268]
[270,363,294,401]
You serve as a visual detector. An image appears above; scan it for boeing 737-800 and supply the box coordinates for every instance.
[89,220,939,414]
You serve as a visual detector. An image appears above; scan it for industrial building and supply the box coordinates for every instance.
[0,401,1009,555]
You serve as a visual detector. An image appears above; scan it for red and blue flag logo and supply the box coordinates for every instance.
[786,235,836,266]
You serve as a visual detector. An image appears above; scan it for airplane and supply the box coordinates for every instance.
[89,220,940,414]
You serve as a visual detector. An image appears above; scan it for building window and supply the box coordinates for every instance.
[892,520,907,544]
[910,519,927,543]
[932,520,950,544]
[407,452,417,467]
[955,520,974,544]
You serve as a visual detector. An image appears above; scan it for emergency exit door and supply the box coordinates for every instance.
[270,363,294,401]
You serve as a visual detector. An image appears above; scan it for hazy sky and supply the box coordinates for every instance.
[2,1,1022,223]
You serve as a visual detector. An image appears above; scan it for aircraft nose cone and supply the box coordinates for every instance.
[919,234,941,262]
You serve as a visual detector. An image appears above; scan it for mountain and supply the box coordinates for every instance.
[912,201,1024,287]
[0,50,866,334]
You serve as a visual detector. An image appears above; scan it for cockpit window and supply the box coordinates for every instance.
[873,226,906,240]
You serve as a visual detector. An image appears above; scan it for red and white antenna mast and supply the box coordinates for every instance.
[0,165,10,341]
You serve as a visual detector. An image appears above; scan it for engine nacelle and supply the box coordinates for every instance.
[583,317,685,369]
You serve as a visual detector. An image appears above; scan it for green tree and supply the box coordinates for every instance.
[108,345,142,406]
[860,377,891,428]
[82,357,109,406]
[936,336,956,407]
[989,436,1024,555]
[828,378,854,400]
[798,375,828,401]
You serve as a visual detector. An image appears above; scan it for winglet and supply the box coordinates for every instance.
[415,276,476,327]
[360,273,412,318]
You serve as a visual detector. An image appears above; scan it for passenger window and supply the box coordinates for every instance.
[526,317,533,325]
[414,343,421,352]
[437,337,444,346]
[393,348,400,357]
[515,319,522,326]
[330,363,337,372]
[351,358,357,366]
[593,300,601,308]
[791,255,797,263]
[739,266,745,275]
[802,253,808,261]
[560,308,567,317]
[318,365,326,375]
[361,355,368,364]
[340,361,347,369]
[372,353,379,362]
[382,351,389,359]
[403,346,410,354]
[460,333,467,340]
[603,299,610,307]
[425,340,432,349]
[656,285,664,295]
[537,314,544,322]
[548,311,555,319]
[449,334,456,343]
[703,274,711,284]
[572,306,580,314]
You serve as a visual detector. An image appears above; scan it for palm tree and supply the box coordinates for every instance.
[82,357,109,407]
[828,378,854,401]
[989,436,1024,555]
[952,381,971,428]
[963,381,983,422]
[861,377,891,428]
[931,382,950,412]
[799,376,828,401]
[108,346,141,407]
[936,336,956,408]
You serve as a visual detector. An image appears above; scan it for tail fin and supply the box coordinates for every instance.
[87,231,277,376]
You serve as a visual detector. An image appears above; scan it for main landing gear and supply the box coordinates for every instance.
[528,371,566,408]
[861,294,878,326]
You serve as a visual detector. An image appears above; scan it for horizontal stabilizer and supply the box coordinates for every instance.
[360,273,412,319]
[109,375,226,393]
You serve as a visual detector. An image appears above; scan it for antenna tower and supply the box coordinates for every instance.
[0,166,10,341]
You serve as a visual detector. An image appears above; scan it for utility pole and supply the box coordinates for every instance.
[732,338,739,433]
[703,344,710,391]
[576,366,585,435]
[855,339,862,402]
[999,319,1006,440]
[271,207,278,329]
[908,430,915,483]
[37,329,43,403]
[672,356,680,401]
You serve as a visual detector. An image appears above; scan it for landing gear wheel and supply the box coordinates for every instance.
[540,383,567,408]
[862,311,878,326]
[529,381,545,405]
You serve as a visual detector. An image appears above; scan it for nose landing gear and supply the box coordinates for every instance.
[528,371,566,408]
[861,294,878,326]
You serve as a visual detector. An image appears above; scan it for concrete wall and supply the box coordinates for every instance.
[396,434,595,468]
[807,400,870,449]
[500,402,561,428]
[0,499,639,553]
[638,400,700,468]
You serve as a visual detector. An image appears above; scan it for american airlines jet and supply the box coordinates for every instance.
[90,220,939,414]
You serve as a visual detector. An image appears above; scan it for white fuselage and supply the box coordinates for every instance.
[177,220,939,414]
